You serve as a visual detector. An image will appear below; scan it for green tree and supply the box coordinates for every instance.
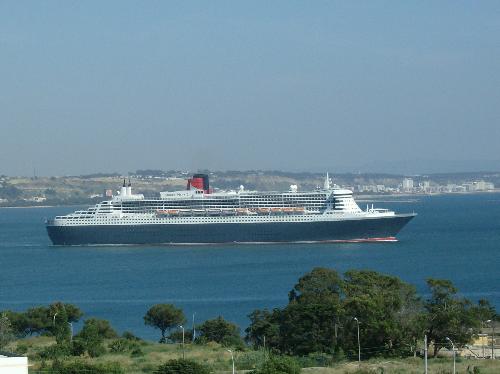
[198,316,244,347]
[278,302,341,356]
[288,267,343,303]
[245,309,281,350]
[24,306,50,335]
[48,302,83,344]
[144,304,186,343]
[168,328,193,343]
[423,278,481,357]
[471,299,497,324]
[0,184,21,200]
[79,318,118,339]
[155,358,212,374]
[1,311,30,337]
[342,270,422,358]
[49,302,83,324]
[0,313,15,350]
[281,268,344,356]
[74,320,106,357]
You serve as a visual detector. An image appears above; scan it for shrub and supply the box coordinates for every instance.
[198,316,245,348]
[296,352,333,368]
[250,355,301,374]
[155,358,212,374]
[48,360,124,374]
[235,350,266,370]
[78,318,118,339]
[122,331,142,341]
[73,320,106,357]
[130,347,145,357]
[15,342,29,355]
[109,338,139,353]
[39,343,72,359]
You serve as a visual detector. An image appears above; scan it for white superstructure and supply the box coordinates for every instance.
[50,174,395,227]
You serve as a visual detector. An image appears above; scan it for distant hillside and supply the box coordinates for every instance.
[0,170,498,207]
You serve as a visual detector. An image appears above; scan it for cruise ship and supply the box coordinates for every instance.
[46,173,416,245]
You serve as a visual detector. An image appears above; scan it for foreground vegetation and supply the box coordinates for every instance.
[1,267,498,373]
[3,336,500,373]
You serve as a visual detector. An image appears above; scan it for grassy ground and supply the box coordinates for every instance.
[11,337,500,373]
[305,357,500,373]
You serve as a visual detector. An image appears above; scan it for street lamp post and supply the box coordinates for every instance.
[192,313,196,343]
[68,322,73,342]
[227,349,235,374]
[446,337,456,374]
[52,312,58,326]
[486,320,495,360]
[354,317,361,363]
[179,325,185,359]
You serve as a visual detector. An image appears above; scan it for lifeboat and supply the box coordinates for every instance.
[258,208,270,214]
[235,208,248,215]
[207,209,221,216]
[221,209,237,216]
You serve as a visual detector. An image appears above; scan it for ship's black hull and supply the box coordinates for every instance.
[46,214,415,246]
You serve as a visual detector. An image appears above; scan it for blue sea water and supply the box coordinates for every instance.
[1,193,499,340]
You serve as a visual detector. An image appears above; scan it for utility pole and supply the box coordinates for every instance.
[487,320,495,360]
[192,313,196,343]
[354,317,361,363]
[492,322,496,360]
[446,337,456,374]
[179,325,185,359]
[227,349,235,374]
[424,335,428,374]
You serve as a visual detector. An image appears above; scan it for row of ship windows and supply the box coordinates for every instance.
[116,201,326,208]
[117,196,328,204]
[62,219,316,225]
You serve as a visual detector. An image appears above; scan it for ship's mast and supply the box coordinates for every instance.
[324,172,331,190]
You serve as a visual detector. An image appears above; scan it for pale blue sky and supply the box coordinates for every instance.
[1,1,499,175]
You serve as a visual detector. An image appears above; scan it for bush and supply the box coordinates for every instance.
[122,331,142,341]
[48,360,124,374]
[235,350,266,370]
[39,343,72,359]
[198,316,245,348]
[77,318,118,339]
[296,352,333,368]
[109,338,140,353]
[251,355,301,374]
[130,347,145,357]
[155,358,212,374]
[15,342,29,355]
[70,340,85,356]
[73,320,106,357]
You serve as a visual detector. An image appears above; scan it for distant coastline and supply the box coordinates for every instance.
[1,170,498,208]
[2,190,500,209]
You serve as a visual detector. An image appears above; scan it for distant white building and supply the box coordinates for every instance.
[463,181,495,192]
[0,355,29,374]
[421,181,431,192]
[402,178,414,192]
[25,196,46,203]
